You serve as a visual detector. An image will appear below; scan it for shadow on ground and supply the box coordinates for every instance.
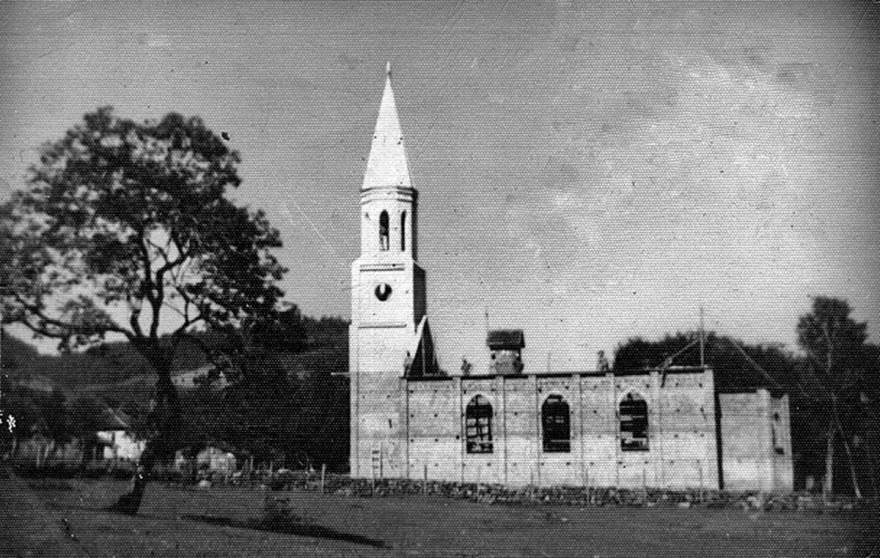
[180,513,387,548]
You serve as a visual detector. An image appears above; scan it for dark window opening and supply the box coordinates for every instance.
[465,395,493,454]
[619,392,649,451]
[379,210,389,251]
[772,413,784,454]
[401,211,406,251]
[542,395,571,453]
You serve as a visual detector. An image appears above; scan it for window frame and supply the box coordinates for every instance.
[379,210,389,251]
[541,394,571,453]
[400,211,406,251]
[619,392,649,452]
[465,395,494,454]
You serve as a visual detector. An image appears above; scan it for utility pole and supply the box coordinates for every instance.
[484,306,490,338]
[699,306,705,368]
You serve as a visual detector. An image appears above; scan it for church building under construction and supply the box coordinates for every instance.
[348,66,793,492]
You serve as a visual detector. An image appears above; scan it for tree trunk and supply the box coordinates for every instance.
[109,445,154,515]
[78,439,88,474]
[841,436,862,499]
[109,369,181,515]
[824,427,835,499]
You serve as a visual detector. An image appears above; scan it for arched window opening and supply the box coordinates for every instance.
[465,395,493,454]
[619,392,649,451]
[542,395,571,453]
[379,210,389,251]
[400,211,406,251]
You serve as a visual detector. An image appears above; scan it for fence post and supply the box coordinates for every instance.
[321,464,326,494]
[423,464,428,495]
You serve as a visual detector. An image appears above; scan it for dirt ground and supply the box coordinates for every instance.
[1,477,875,557]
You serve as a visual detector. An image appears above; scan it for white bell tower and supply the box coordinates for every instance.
[350,64,428,478]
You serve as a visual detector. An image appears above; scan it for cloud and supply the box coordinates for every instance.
[136,33,172,49]
[337,53,363,71]
[463,52,848,359]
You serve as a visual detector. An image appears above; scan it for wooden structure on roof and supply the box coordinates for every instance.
[487,329,525,375]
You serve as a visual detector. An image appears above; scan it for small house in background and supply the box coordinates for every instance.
[171,364,228,390]
[175,443,244,476]
[95,408,145,461]
[487,329,525,375]
[197,446,237,474]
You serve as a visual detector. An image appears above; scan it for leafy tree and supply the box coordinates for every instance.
[0,386,43,453]
[253,306,308,354]
[177,316,348,470]
[0,382,73,466]
[182,308,338,467]
[67,396,109,436]
[187,349,293,463]
[0,107,286,513]
[796,296,874,498]
[0,385,68,453]
[207,305,307,387]
[613,331,799,392]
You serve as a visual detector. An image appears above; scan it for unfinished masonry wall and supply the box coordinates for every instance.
[719,390,793,492]
[400,369,720,490]
[349,325,414,479]
[770,395,794,491]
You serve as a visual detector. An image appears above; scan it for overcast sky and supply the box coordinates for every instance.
[2,1,878,371]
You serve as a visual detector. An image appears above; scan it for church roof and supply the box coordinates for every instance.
[362,63,412,190]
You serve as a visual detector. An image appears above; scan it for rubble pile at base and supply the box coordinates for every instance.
[260,471,866,512]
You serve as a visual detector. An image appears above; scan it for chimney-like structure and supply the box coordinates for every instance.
[487,329,525,375]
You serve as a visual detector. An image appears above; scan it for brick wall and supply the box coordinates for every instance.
[368,368,723,490]
[719,390,793,492]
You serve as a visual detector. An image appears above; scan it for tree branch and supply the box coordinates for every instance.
[12,292,131,339]
[127,294,145,338]
[172,330,230,373]
[155,250,190,285]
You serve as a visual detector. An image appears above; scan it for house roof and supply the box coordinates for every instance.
[94,407,132,431]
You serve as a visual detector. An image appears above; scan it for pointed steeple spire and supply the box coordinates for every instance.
[362,62,412,190]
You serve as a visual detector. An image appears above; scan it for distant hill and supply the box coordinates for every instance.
[1,316,349,397]
[2,330,201,393]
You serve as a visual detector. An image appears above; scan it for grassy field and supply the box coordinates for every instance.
[1,478,875,557]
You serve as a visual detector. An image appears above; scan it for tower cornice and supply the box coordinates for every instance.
[360,186,417,205]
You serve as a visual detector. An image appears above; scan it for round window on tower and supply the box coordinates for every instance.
[374,283,392,301]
